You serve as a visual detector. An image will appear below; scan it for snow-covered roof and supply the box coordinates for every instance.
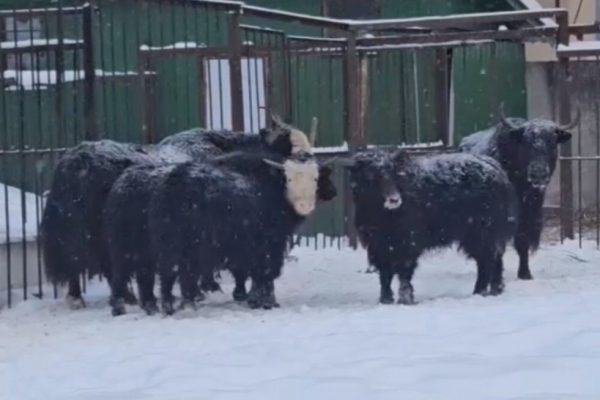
[557,41,600,57]
[0,184,41,244]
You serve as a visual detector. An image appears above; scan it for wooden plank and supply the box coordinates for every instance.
[347,8,565,32]
[434,48,451,145]
[556,10,574,239]
[228,11,244,132]
[83,4,97,141]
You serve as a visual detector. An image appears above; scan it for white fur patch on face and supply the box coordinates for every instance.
[289,129,313,155]
[384,193,402,210]
[283,159,319,216]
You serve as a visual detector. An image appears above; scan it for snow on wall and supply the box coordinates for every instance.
[2,69,146,90]
[0,184,41,244]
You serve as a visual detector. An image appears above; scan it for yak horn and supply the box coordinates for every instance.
[309,117,318,147]
[560,109,581,131]
[271,112,290,131]
[498,102,519,130]
[263,158,285,170]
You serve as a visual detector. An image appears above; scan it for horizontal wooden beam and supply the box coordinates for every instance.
[346,8,565,32]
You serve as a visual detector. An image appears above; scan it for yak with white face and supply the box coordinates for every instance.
[147,149,323,315]
[43,111,325,311]
[264,152,319,216]
[345,150,517,305]
[459,106,576,280]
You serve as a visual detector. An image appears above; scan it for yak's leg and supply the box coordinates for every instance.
[489,254,505,296]
[379,268,394,305]
[232,269,249,302]
[396,260,416,305]
[159,272,177,316]
[247,278,264,309]
[66,276,86,310]
[369,250,394,304]
[515,230,533,280]
[137,270,158,316]
[261,280,280,310]
[109,278,128,317]
[178,265,200,312]
[473,255,493,296]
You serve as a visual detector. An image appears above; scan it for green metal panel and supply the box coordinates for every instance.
[242,0,323,36]
[289,54,345,147]
[453,42,527,141]
[366,49,439,145]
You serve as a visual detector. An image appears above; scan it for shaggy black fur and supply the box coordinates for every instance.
[459,118,573,279]
[41,127,307,307]
[347,150,518,305]
[146,151,314,315]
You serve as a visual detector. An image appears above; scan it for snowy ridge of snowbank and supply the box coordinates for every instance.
[0,184,41,244]
[1,239,599,399]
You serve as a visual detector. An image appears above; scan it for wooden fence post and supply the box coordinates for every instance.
[228,10,244,132]
[83,3,97,140]
[557,10,574,239]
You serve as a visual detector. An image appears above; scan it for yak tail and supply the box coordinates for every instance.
[41,157,88,284]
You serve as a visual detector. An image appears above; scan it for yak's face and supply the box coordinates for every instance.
[264,153,319,217]
[348,152,402,210]
[498,119,572,191]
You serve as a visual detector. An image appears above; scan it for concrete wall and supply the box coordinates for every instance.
[527,61,600,212]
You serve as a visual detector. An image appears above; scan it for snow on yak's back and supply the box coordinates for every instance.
[344,149,517,305]
[40,116,320,309]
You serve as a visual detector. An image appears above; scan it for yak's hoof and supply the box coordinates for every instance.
[123,290,138,305]
[489,283,505,296]
[142,300,159,316]
[66,295,86,310]
[397,289,415,305]
[194,291,206,303]
[233,286,248,302]
[110,298,126,317]
[380,287,394,304]
[261,294,280,310]
[518,270,534,280]
[161,299,176,316]
[179,299,197,312]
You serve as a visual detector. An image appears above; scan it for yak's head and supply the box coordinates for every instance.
[496,105,576,191]
[260,113,317,156]
[343,150,403,211]
[263,151,320,217]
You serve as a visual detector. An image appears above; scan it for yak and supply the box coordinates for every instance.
[144,149,322,315]
[459,106,577,280]
[104,159,336,316]
[344,150,517,305]
[41,115,316,309]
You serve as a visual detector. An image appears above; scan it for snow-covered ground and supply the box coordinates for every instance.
[1,240,600,400]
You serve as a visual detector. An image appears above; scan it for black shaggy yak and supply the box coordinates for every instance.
[41,115,317,309]
[145,150,321,315]
[345,150,517,305]
[459,107,576,280]
[104,160,336,316]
